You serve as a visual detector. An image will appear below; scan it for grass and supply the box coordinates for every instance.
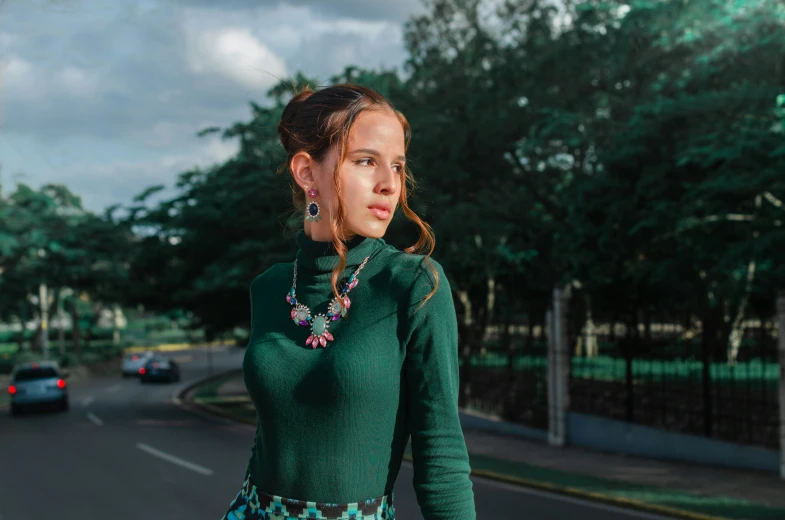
[190,371,257,424]
[466,352,779,385]
[459,451,785,520]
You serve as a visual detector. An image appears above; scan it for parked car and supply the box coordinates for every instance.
[122,351,154,377]
[139,355,180,383]
[8,361,69,416]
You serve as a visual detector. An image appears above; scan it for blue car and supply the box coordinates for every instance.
[8,361,70,416]
[139,355,181,383]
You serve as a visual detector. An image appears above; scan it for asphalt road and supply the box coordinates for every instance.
[0,347,675,519]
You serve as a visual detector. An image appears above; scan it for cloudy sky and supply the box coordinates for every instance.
[0,0,426,212]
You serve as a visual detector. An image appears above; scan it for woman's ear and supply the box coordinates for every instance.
[291,151,316,190]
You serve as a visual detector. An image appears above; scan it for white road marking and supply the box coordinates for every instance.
[106,384,123,394]
[136,442,214,476]
[87,413,104,426]
[81,396,94,407]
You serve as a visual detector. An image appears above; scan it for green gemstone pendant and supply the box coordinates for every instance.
[312,315,327,336]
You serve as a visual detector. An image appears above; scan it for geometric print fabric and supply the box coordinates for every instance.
[221,473,395,520]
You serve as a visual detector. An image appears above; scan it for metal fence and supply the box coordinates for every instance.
[458,303,780,451]
[567,313,780,450]
[460,322,550,430]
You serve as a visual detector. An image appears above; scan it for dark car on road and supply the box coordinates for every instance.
[122,351,155,378]
[7,361,70,416]
[139,355,180,383]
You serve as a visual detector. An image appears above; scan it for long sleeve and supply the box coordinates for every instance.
[404,259,476,519]
[244,278,259,478]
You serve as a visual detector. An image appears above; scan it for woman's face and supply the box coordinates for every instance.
[307,108,405,241]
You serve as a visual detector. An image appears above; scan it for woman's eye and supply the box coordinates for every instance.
[356,158,403,174]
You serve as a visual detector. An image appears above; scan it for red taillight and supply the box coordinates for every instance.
[57,379,66,389]
[132,355,139,361]
[139,367,146,375]
[8,385,16,395]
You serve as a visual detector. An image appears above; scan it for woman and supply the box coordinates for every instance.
[221,83,476,520]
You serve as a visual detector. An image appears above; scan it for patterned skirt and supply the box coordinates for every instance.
[221,473,395,520]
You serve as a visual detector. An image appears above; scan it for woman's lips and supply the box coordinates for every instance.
[369,205,391,220]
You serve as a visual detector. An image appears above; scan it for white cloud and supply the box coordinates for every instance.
[55,134,240,211]
[176,0,426,22]
[185,27,288,90]
[1,56,39,98]
[306,18,396,38]
[0,31,18,48]
[59,66,101,96]
[156,88,183,103]
[1,0,424,211]
[204,137,239,164]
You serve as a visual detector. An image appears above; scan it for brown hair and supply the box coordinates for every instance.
[277,83,438,307]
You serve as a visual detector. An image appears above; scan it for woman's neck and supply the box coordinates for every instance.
[304,222,356,243]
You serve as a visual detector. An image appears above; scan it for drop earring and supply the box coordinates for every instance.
[305,187,321,222]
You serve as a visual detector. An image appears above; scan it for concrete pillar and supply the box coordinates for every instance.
[547,287,570,447]
[777,290,785,480]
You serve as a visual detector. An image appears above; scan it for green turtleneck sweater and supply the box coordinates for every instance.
[241,230,475,519]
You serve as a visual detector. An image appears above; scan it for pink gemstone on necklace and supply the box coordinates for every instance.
[311,336,320,347]
[319,336,327,347]
[290,309,296,320]
[343,297,351,309]
[348,279,358,290]
[286,294,292,303]
[307,334,314,344]
[323,331,333,341]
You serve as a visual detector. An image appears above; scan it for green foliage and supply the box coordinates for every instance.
[115,0,785,361]
[3,0,784,366]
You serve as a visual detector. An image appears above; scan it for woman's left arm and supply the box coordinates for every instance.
[404,259,476,520]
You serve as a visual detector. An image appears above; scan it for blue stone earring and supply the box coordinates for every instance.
[305,187,321,222]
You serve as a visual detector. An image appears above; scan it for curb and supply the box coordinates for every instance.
[177,367,243,403]
[464,466,728,520]
[125,341,236,354]
[178,369,731,520]
[174,368,254,426]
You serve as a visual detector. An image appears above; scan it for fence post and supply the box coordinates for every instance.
[777,290,785,480]
[547,287,569,447]
[546,309,557,444]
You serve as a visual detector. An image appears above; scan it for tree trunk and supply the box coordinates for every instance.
[15,320,27,352]
[113,304,122,346]
[525,311,535,351]
[583,293,598,357]
[643,306,652,343]
[455,288,473,408]
[622,317,638,423]
[58,305,66,357]
[69,299,80,358]
[699,307,722,438]
[30,325,42,354]
[728,259,756,364]
[502,300,516,420]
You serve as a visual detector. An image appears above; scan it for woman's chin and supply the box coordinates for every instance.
[346,222,388,239]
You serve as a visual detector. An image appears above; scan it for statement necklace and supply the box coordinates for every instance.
[286,255,371,348]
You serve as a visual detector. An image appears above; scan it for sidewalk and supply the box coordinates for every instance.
[184,370,785,520]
